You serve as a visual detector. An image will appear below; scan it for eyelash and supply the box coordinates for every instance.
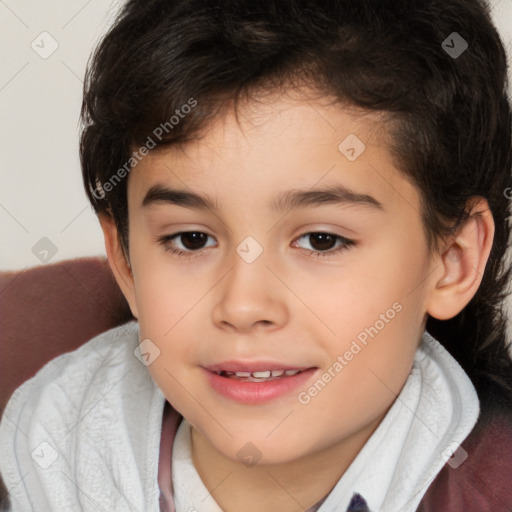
[157,231,356,260]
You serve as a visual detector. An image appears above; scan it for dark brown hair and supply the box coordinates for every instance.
[80,0,512,429]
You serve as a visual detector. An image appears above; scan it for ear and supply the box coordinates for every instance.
[425,197,494,320]
[98,213,139,319]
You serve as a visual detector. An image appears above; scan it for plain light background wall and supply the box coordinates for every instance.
[1,0,123,269]
[1,0,511,331]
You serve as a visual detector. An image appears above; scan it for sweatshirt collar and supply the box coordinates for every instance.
[161,330,479,512]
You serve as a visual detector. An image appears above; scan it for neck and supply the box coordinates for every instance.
[190,410,387,512]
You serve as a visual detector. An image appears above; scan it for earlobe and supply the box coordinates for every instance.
[426,198,494,320]
[98,214,139,319]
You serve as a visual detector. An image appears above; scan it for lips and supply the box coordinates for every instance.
[216,369,304,381]
[205,361,309,373]
[205,362,311,382]
[203,361,317,404]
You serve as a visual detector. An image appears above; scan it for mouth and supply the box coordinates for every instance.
[203,363,317,404]
[214,369,307,382]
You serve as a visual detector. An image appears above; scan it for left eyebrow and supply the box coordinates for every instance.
[141,183,384,212]
[269,184,384,213]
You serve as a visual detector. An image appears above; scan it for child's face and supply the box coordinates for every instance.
[120,93,438,464]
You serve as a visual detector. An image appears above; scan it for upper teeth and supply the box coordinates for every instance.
[219,369,301,378]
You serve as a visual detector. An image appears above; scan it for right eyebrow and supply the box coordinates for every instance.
[142,185,218,210]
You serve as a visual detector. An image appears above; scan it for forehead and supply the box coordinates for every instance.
[127,93,422,218]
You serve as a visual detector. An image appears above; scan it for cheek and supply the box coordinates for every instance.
[291,255,415,349]
[303,255,423,422]
[130,247,207,333]
[310,316,418,433]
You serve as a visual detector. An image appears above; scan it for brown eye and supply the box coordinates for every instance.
[306,233,337,251]
[177,232,209,250]
[294,232,355,258]
[159,231,216,256]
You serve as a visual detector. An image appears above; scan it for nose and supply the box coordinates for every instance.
[212,249,289,334]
